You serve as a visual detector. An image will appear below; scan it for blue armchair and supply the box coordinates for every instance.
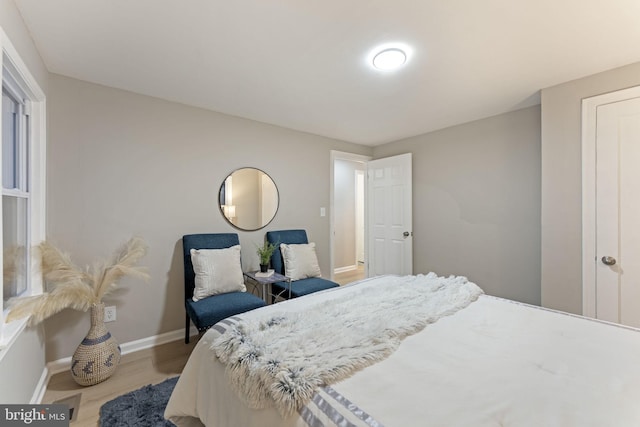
[183,233,266,343]
[266,229,339,300]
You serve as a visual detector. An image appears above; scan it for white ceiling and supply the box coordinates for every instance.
[13,0,640,146]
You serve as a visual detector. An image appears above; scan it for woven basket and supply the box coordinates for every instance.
[70,302,121,386]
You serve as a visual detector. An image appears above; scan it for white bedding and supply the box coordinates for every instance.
[165,275,640,427]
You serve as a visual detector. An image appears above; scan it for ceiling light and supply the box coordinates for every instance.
[372,48,407,71]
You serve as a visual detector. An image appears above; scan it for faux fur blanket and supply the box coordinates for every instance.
[212,273,483,417]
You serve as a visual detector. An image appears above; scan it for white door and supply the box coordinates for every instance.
[367,153,412,276]
[594,96,640,327]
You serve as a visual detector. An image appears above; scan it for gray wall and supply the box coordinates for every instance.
[0,0,48,93]
[541,62,640,314]
[0,0,48,404]
[374,106,541,305]
[0,326,45,403]
[45,74,371,362]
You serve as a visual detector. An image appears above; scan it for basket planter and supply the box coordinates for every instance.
[70,302,121,386]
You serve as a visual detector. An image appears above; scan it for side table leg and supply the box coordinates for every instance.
[263,282,269,305]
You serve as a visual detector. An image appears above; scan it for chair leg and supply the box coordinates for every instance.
[185,314,190,344]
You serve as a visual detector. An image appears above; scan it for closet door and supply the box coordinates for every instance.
[594,96,640,327]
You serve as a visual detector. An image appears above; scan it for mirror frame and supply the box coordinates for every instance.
[218,167,280,231]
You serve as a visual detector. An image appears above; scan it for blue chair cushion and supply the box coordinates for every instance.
[266,229,339,300]
[271,277,339,299]
[185,291,265,331]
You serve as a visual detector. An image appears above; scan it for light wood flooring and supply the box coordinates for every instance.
[42,338,198,426]
[334,263,366,285]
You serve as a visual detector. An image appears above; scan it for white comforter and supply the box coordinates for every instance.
[165,275,640,427]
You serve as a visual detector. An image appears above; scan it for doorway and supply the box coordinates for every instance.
[330,151,413,284]
[331,152,369,284]
[582,85,640,327]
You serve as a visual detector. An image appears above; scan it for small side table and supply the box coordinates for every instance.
[243,271,292,304]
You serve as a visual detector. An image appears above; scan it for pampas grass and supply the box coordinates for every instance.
[3,245,24,284]
[6,236,150,326]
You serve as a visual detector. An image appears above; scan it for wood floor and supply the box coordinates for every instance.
[334,263,366,285]
[42,338,198,426]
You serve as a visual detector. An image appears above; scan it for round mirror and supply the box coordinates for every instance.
[218,168,279,231]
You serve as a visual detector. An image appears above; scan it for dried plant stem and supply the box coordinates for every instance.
[5,236,150,325]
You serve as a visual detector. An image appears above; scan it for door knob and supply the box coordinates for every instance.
[602,256,617,266]
[403,231,411,237]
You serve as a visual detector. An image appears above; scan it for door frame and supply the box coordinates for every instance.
[581,85,640,317]
[330,151,372,280]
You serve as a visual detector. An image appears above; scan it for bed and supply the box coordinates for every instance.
[165,274,640,426]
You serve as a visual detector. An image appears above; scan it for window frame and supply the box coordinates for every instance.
[3,75,31,306]
[0,27,46,354]
[3,71,30,192]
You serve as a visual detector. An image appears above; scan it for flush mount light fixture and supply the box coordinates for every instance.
[368,44,412,71]
[372,48,406,70]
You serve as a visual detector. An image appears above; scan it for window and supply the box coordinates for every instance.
[2,82,30,309]
[0,28,46,351]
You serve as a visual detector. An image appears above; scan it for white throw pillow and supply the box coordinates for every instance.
[190,245,246,301]
[280,242,322,281]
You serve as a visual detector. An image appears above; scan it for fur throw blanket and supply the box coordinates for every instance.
[212,273,483,417]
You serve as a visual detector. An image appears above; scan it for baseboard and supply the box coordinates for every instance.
[31,365,49,404]
[45,326,199,378]
[334,265,357,274]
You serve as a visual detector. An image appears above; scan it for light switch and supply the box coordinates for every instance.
[320,207,326,217]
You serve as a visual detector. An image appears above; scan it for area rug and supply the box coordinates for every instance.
[99,376,178,427]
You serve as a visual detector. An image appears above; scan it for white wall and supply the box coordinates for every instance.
[541,61,640,314]
[374,106,541,305]
[45,74,371,362]
[334,159,365,271]
[0,0,48,404]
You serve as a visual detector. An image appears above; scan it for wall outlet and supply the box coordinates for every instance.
[104,306,116,323]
